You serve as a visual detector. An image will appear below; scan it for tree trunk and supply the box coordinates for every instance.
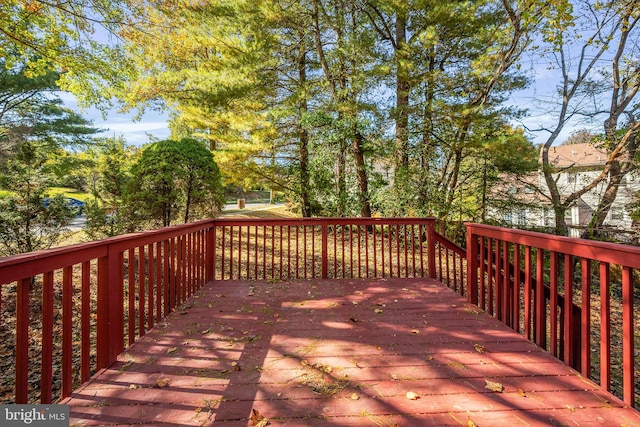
[353,128,371,217]
[394,11,409,177]
[298,39,312,217]
[336,137,347,217]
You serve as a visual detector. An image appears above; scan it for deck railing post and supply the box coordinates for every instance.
[15,278,30,403]
[109,246,124,364]
[427,220,436,279]
[466,225,479,305]
[321,220,328,279]
[206,224,215,282]
[96,255,109,369]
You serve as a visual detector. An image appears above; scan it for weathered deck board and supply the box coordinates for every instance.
[64,278,640,426]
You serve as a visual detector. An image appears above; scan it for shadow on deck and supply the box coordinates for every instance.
[64,278,640,426]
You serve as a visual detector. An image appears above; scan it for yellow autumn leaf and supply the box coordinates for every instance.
[156,378,171,388]
[484,379,503,392]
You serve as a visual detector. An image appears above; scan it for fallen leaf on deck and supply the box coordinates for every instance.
[390,373,399,380]
[411,329,420,334]
[517,388,527,397]
[467,420,476,427]
[406,391,419,400]
[474,344,486,354]
[156,378,171,388]
[351,393,360,400]
[129,384,138,389]
[167,347,178,354]
[250,408,269,426]
[484,379,503,392]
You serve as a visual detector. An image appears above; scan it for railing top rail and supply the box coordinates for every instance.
[466,222,640,269]
[434,232,466,257]
[211,217,436,226]
[0,219,216,284]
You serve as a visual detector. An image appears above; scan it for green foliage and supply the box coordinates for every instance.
[82,137,139,239]
[0,59,100,160]
[0,0,140,106]
[0,142,75,255]
[127,138,224,227]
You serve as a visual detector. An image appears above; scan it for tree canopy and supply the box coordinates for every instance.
[127,138,224,227]
[2,0,639,242]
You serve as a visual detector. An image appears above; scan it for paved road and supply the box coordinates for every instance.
[221,202,284,216]
[68,216,87,232]
[67,203,285,231]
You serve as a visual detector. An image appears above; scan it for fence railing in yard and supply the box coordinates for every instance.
[466,223,639,408]
[0,220,214,404]
[0,217,465,405]
[210,218,465,288]
[2,217,637,410]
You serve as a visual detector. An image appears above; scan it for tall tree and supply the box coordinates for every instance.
[311,0,377,217]
[120,0,278,194]
[534,0,640,236]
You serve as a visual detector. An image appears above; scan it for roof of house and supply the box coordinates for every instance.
[542,143,608,168]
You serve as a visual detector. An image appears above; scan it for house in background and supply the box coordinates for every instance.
[487,143,640,242]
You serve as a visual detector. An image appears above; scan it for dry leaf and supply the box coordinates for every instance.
[411,329,420,334]
[129,384,138,389]
[390,373,399,380]
[474,344,487,354]
[467,420,476,427]
[250,409,269,427]
[350,393,360,400]
[156,378,171,388]
[406,391,419,400]
[167,347,178,354]
[484,379,503,393]
[517,388,527,397]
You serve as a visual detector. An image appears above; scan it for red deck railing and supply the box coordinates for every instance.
[210,218,465,287]
[466,223,639,407]
[0,217,636,409]
[0,220,214,404]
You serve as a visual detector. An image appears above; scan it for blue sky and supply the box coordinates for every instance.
[60,92,171,146]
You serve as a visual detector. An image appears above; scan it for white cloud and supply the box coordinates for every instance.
[59,93,171,146]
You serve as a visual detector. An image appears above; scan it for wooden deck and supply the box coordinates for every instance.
[64,278,640,426]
